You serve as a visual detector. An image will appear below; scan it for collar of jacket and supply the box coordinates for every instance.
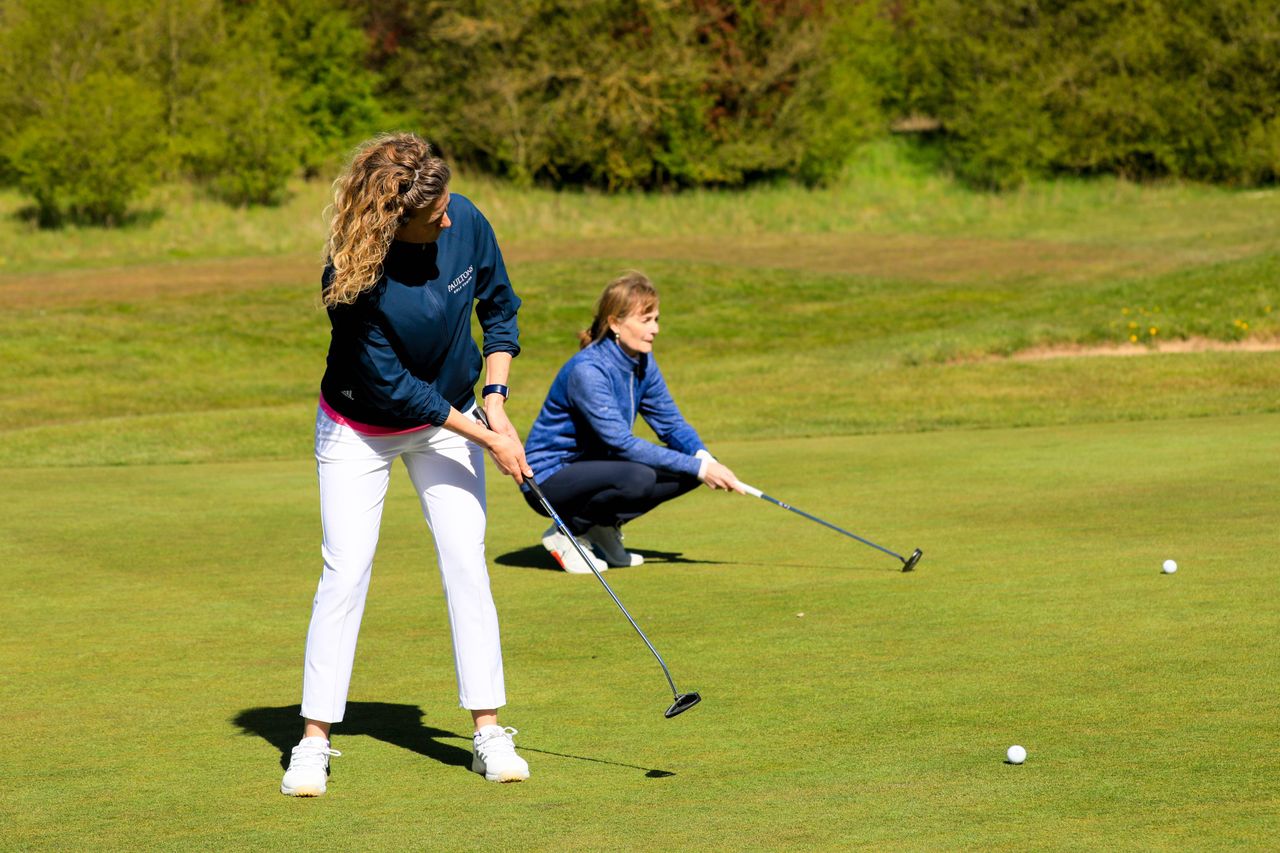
[597,336,647,379]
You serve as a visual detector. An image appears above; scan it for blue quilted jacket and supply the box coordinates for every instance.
[523,337,706,484]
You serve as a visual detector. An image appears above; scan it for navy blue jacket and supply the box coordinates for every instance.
[524,337,707,484]
[319,195,520,429]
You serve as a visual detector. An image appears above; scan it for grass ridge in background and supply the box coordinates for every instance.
[3,140,1280,274]
[1,248,1276,466]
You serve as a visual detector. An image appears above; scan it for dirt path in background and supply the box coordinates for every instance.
[0,232,1264,310]
[1,255,320,309]
[1002,338,1280,360]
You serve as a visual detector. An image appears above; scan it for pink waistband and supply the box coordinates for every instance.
[318,394,434,436]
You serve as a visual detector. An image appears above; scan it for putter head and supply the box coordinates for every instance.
[664,692,702,718]
[901,548,923,572]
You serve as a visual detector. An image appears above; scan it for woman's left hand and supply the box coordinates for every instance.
[482,400,532,482]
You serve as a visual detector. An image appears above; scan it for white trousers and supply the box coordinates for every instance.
[301,407,506,723]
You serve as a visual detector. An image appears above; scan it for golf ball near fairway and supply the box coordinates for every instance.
[1007,745,1027,764]
[1162,559,1178,574]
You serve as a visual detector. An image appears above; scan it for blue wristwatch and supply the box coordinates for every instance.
[481,384,509,400]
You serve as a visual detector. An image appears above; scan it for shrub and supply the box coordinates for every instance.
[232,0,389,177]
[364,0,885,189]
[6,71,165,226]
[177,44,303,207]
[887,0,1280,188]
[0,0,383,220]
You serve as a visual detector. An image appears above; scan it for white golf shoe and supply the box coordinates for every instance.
[584,525,644,567]
[280,736,341,797]
[472,725,530,783]
[541,525,607,574]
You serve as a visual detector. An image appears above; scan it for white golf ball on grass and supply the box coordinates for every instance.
[1162,559,1178,574]
[1006,745,1027,764]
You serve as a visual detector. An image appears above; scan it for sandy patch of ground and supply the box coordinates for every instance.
[994,338,1280,362]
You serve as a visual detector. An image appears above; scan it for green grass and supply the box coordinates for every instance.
[2,415,1277,849]
[1,252,1276,467]
[3,154,1280,848]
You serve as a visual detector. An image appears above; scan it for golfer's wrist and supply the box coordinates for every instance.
[696,457,710,480]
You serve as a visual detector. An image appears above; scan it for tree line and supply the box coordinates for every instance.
[1,0,1276,226]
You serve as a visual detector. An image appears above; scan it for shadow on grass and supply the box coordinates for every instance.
[494,544,725,571]
[232,702,675,777]
[233,702,471,771]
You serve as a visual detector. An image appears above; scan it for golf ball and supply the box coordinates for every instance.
[1162,559,1178,574]
[1007,745,1027,764]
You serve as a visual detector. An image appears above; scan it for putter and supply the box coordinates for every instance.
[473,409,701,718]
[737,482,923,572]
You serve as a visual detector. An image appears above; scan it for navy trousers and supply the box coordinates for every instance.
[523,460,701,535]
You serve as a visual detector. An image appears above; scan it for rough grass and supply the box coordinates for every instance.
[2,139,1279,275]
[1,250,1276,466]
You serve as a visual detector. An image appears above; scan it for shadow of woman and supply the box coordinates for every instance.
[232,702,471,771]
[233,702,677,777]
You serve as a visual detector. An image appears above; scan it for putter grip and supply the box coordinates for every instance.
[473,407,491,430]
[738,482,764,498]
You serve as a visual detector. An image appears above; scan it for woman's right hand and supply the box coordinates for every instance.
[701,460,744,493]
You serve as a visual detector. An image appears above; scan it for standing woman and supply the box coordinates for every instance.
[281,133,533,796]
[522,272,742,573]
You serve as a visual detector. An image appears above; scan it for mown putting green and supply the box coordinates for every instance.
[2,414,1275,849]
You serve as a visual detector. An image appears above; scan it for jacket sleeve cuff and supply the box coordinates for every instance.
[482,342,521,358]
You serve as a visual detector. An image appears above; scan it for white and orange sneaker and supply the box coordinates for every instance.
[541,525,607,574]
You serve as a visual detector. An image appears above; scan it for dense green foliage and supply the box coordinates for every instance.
[0,0,382,222]
[366,0,881,189]
[6,71,165,226]
[889,0,1280,188]
[3,0,1280,225]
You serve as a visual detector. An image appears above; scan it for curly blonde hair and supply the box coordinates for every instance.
[323,132,452,307]
[579,271,659,349]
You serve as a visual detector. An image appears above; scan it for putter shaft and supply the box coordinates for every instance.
[473,408,700,715]
[524,477,683,699]
[738,482,919,569]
